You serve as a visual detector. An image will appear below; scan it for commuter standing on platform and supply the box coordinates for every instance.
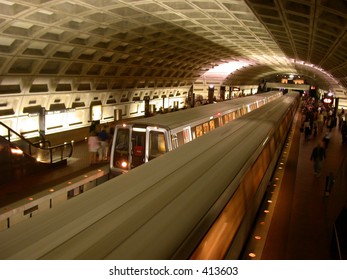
[98,125,109,161]
[310,142,326,176]
[88,131,100,164]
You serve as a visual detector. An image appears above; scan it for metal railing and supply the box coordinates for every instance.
[0,121,73,164]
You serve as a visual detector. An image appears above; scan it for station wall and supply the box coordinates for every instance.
[0,85,190,142]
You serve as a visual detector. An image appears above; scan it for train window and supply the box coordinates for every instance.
[183,127,192,143]
[218,117,224,127]
[223,115,229,124]
[131,131,145,168]
[195,125,203,137]
[269,138,275,155]
[175,131,184,147]
[242,169,256,201]
[209,120,215,131]
[149,131,167,160]
[113,128,130,169]
[203,122,209,134]
[191,185,246,259]
[232,112,237,120]
[251,157,264,192]
[171,134,179,149]
[115,129,129,152]
[261,143,271,168]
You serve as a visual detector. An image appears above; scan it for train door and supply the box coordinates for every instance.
[131,128,146,168]
[145,127,169,162]
[111,126,131,171]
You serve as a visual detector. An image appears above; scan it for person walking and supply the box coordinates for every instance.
[324,172,335,196]
[304,118,311,141]
[323,132,331,149]
[310,142,326,176]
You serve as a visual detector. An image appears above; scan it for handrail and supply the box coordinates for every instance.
[0,121,73,164]
[0,121,33,143]
[38,142,74,162]
[32,139,52,148]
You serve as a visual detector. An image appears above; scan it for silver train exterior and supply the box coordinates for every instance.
[0,92,299,260]
[110,91,283,174]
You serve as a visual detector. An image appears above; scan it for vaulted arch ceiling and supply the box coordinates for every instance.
[0,0,346,94]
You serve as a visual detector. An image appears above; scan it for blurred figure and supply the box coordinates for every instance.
[325,172,335,197]
[88,131,100,164]
[310,142,325,176]
[304,118,311,141]
[323,132,331,149]
[98,125,109,161]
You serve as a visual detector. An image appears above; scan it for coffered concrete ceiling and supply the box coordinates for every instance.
[0,0,346,93]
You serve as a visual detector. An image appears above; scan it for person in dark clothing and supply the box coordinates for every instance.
[310,142,326,176]
[323,132,331,149]
[325,172,335,196]
[97,126,109,161]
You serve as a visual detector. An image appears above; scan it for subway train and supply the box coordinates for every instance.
[0,92,299,260]
[110,91,282,174]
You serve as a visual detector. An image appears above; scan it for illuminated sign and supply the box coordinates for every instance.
[323,98,332,104]
[91,105,102,121]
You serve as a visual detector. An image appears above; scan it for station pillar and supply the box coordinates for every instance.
[144,96,150,117]
[208,85,214,104]
[114,109,122,121]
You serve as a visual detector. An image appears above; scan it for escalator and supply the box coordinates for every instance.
[0,121,73,185]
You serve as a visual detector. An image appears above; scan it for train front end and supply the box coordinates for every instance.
[110,123,169,175]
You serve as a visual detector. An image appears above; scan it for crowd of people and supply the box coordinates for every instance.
[301,95,347,145]
[300,94,345,196]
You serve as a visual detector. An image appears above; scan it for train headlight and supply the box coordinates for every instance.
[10,148,23,155]
[121,161,128,168]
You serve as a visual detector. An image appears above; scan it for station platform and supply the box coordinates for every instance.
[256,109,347,260]
[0,140,110,208]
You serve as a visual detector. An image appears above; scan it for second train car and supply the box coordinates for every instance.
[110,91,282,174]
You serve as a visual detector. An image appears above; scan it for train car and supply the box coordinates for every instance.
[0,93,299,260]
[110,91,282,174]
